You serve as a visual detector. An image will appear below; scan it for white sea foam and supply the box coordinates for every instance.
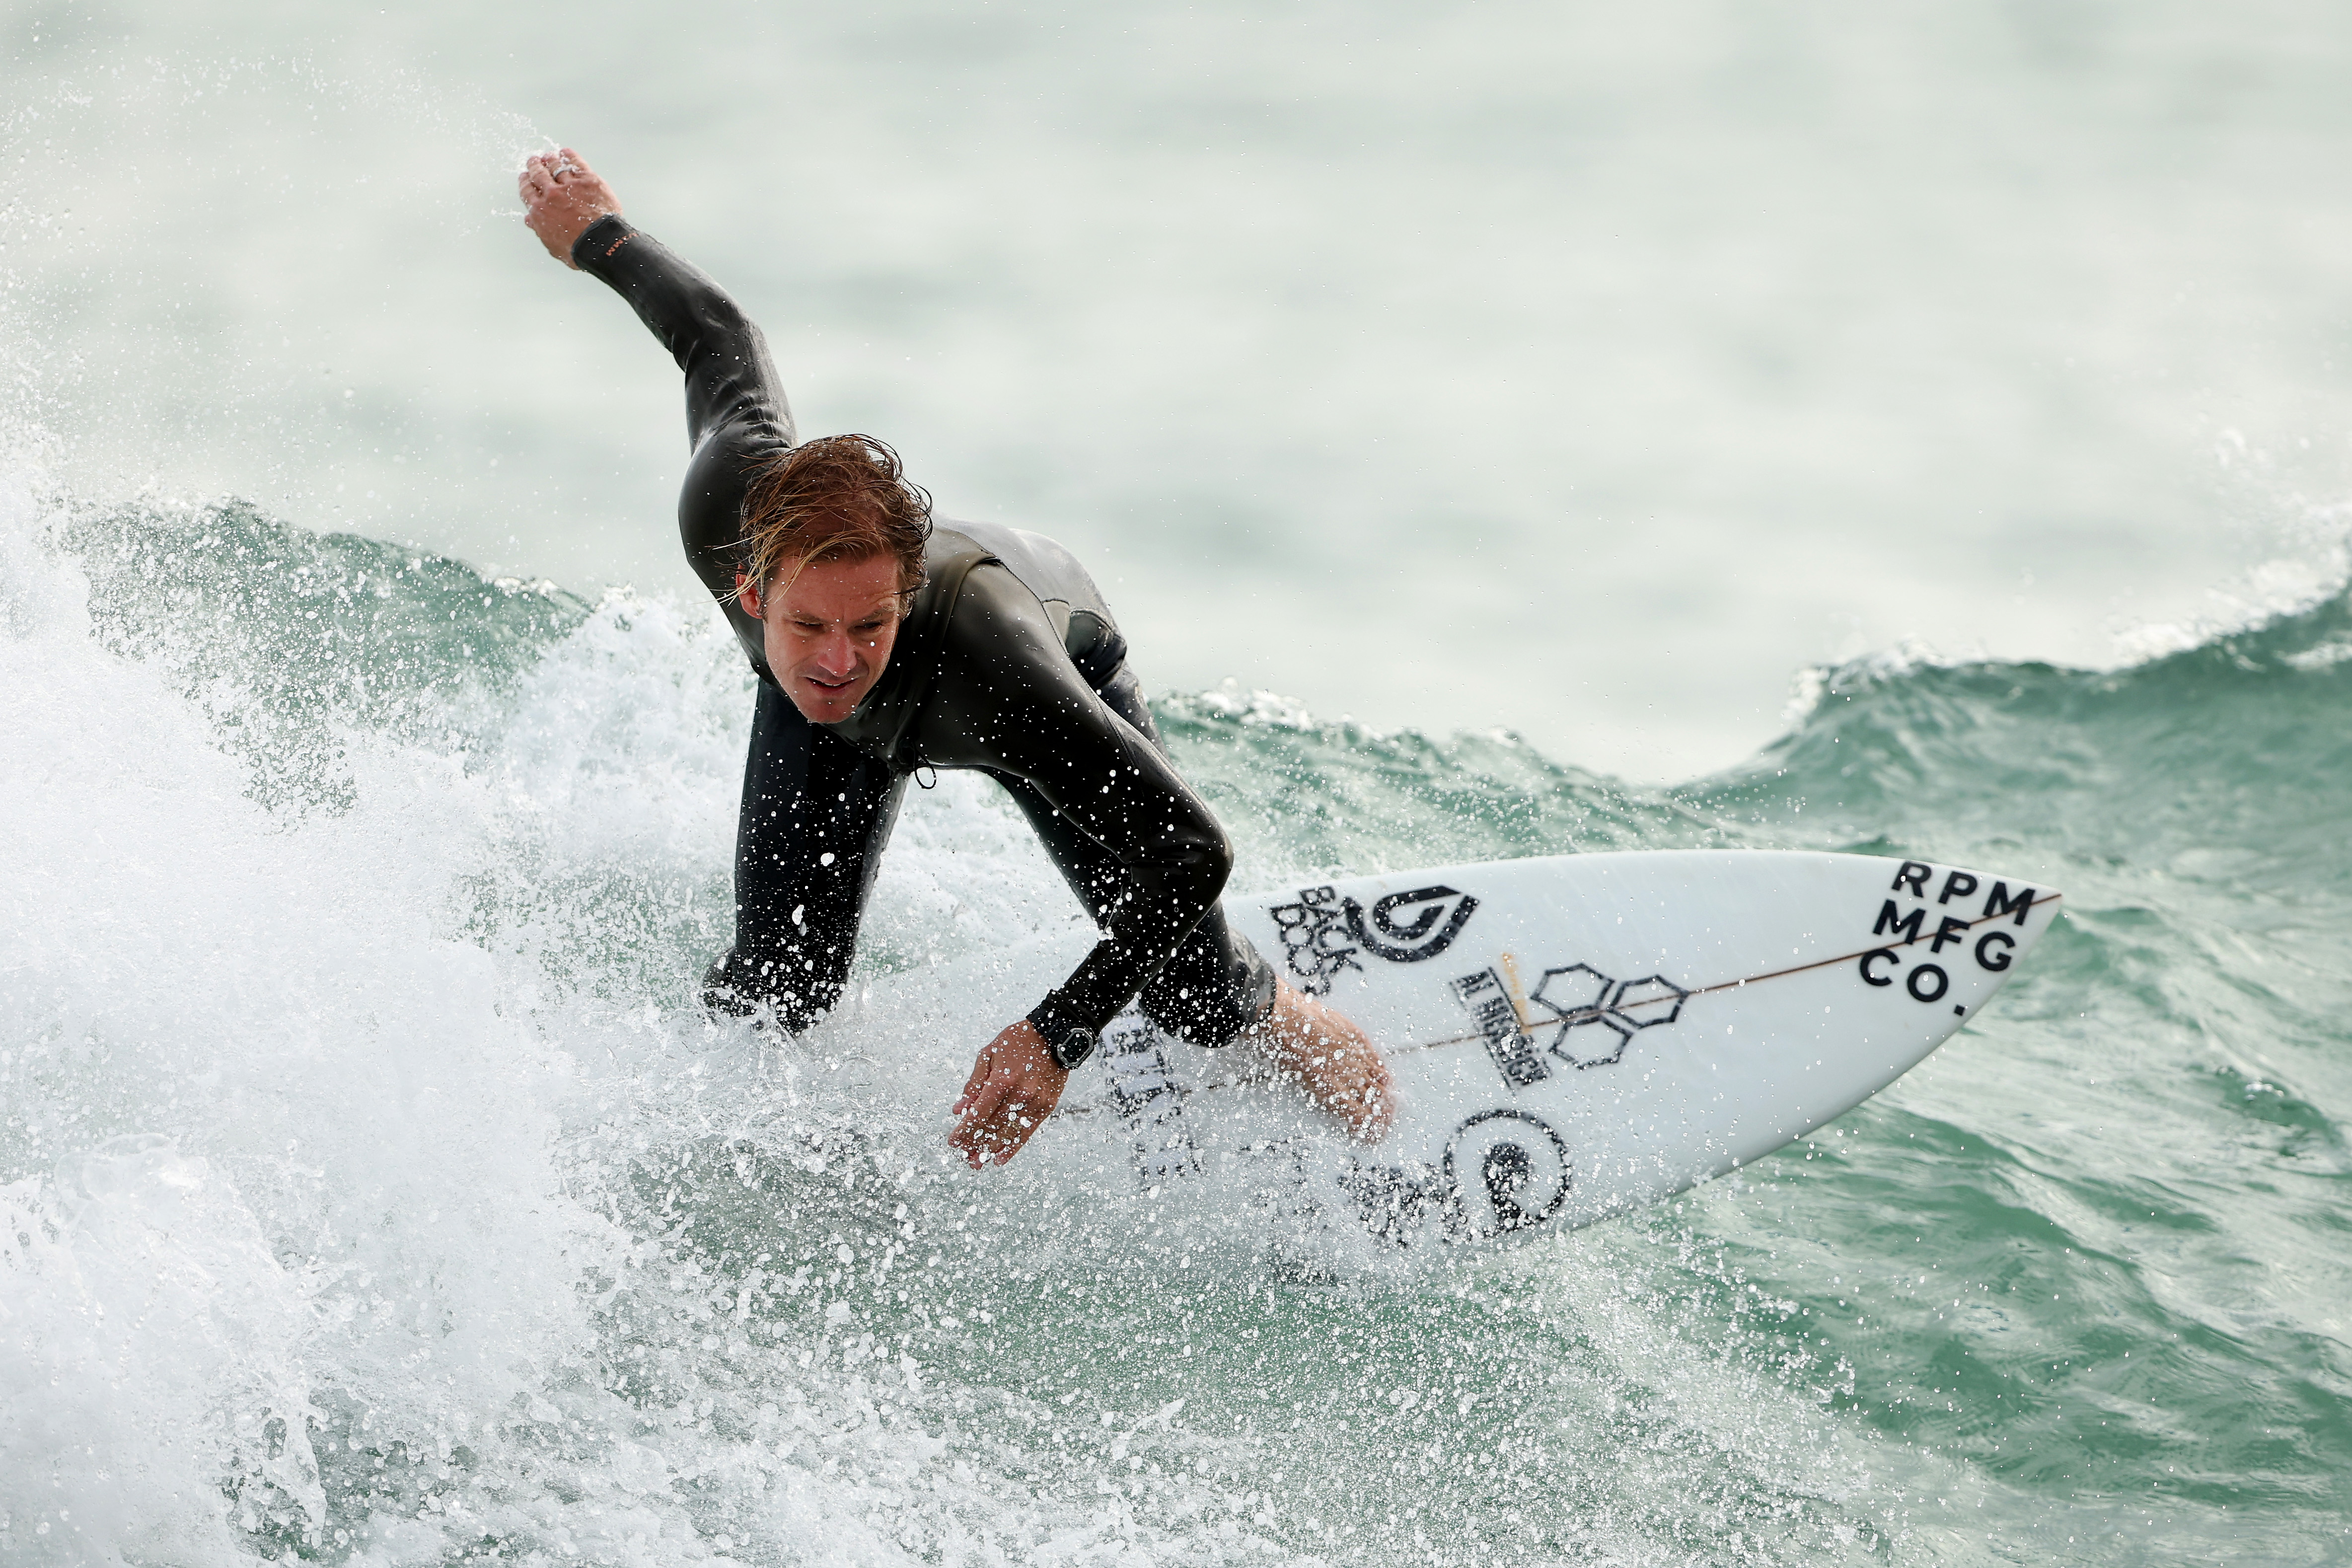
[2,484,618,1558]
[0,479,1326,1562]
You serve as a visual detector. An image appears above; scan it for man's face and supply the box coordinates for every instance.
[737,553,906,723]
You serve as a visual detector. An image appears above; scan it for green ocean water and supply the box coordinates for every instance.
[4,496,2347,1565]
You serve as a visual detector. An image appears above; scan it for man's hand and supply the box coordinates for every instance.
[518,148,622,270]
[1248,980,1396,1144]
[949,1019,1071,1169]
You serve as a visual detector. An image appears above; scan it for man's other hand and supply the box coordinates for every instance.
[949,1020,1071,1169]
[1249,980,1397,1144]
[519,148,621,269]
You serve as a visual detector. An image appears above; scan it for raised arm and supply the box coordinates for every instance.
[519,150,792,672]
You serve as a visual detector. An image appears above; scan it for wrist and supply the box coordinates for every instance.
[570,213,634,271]
[1024,1005,1098,1070]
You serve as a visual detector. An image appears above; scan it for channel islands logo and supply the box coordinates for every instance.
[1451,963,1690,1090]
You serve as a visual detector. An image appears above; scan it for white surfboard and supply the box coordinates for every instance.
[1060,849,2059,1252]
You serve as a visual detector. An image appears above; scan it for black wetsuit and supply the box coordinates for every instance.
[575,216,1275,1048]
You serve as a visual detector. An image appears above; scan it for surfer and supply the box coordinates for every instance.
[518,149,1392,1168]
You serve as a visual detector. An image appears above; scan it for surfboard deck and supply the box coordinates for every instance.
[1060,849,2060,1252]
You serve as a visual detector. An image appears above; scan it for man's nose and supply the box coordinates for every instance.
[813,632,860,674]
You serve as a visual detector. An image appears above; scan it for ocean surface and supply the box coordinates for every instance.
[6,484,2351,1566]
[6,4,2352,1565]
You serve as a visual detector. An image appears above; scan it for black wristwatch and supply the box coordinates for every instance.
[1038,1019,1099,1070]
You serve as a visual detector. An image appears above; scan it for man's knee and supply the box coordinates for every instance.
[701,945,842,1033]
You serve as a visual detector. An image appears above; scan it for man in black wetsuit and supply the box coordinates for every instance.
[518,149,1392,1168]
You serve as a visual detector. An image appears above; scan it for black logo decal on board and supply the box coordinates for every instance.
[1102,1014,1199,1186]
[1268,884,1478,994]
[1444,1110,1572,1239]
[1266,886,1363,996]
[1862,861,2038,1008]
[1450,968,1551,1090]
[1340,1111,1573,1247]
[1338,1160,1449,1249]
[1529,964,1690,1069]
[1347,886,1478,963]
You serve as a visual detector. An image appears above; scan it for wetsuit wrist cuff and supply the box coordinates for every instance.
[1026,998,1071,1042]
[1026,995,1100,1046]
[571,214,637,273]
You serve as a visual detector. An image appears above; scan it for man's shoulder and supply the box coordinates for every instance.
[923,523,1004,574]
[938,516,1062,554]
[930,519,1112,645]
[935,557,1057,647]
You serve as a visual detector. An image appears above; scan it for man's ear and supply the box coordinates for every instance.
[735,572,763,619]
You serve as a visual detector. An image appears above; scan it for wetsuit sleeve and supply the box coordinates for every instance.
[918,567,1237,1043]
[572,215,791,672]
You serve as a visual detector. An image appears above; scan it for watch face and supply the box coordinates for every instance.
[1053,1026,1097,1069]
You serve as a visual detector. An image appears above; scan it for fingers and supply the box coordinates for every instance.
[517,150,582,201]
[948,1065,1046,1168]
[956,1094,1046,1168]
[516,148,612,271]
[948,1046,1007,1164]
[949,1042,1000,1119]
[955,1090,1038,1166]
[1353,1062,1399,1143]
[1255,986,1396,1143]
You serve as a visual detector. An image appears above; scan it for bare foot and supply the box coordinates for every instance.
[1246,980,1396,1143]
[518,147,622,269]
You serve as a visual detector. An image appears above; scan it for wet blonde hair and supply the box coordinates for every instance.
[738,434,933,598]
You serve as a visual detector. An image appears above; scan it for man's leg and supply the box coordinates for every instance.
[707,680,907,1031]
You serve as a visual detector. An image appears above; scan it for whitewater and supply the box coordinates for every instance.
[4,471,2349,1564]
